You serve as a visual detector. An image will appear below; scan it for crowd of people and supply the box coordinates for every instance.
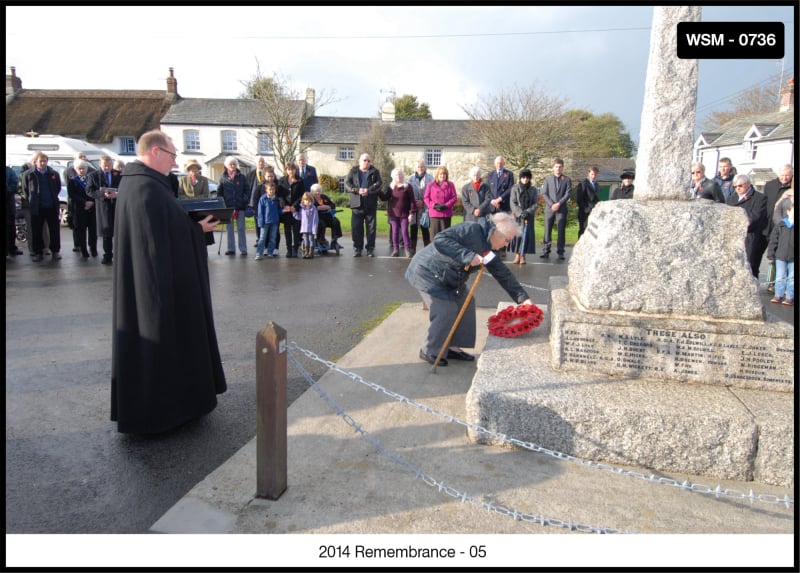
[7,151,794,295]
[5,134,793,432]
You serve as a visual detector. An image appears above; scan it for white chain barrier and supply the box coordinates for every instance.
[288,342,794,513]
[286,348,629,534]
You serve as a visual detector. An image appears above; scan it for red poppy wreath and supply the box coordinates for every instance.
[487,304,544,338]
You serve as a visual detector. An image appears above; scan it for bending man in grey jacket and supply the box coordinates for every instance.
[405,212,533,367]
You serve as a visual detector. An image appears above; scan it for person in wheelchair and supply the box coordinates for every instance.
[311,184,342,251]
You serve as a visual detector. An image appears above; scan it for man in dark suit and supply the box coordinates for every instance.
[575,165,600,237]
[87,155,123,265]
[727,173,769,279]
[690,162,724,203]
[486,155,514,214]
[296,152,318,193]
[540,158,572,260]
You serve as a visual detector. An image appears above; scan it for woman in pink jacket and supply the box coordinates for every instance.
[423,165,458,238]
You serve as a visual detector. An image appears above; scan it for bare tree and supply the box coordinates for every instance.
[241,62,336,173]
[461,84,573,181]
[700,80,781,130]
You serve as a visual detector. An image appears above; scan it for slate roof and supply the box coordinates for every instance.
[695,110,793,149]
[697,132,723,146]
[161,98,306,126]
[571,157,636,183]
[300,116,481,147]
[5,89,172,143]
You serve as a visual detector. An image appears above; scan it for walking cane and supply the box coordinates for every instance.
[431,263,486,373]
[517,220,528,263]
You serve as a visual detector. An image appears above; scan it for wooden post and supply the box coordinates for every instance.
[255,322,287,499]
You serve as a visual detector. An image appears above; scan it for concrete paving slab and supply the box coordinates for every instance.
[152,303,794,538]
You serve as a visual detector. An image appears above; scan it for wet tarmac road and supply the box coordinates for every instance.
[5,228,557,533]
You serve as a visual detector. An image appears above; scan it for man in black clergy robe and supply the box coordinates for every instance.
[111,130,226,434]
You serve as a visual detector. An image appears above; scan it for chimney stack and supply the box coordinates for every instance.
[6,66,22,96]
[166,67,178,97]
[380,100,396,122]
[779,77,794,112]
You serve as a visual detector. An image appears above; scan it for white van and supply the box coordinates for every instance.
[6,135,120,227]
[5,134,117,170]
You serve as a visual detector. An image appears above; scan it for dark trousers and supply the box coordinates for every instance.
[6,219,15,254]
[282,216,301,254]
[351,207,376,252]
[69,200,80,248]
[543,209,567,255]
[409,223,430,252]
[74,208,97,255]
[5,194,17,254]
[747,234,768,279]
[102,236,113,261]
[317,212,342,243]
[577,211,590,238]
[31,207,60,255]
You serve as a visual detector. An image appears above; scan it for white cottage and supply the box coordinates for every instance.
[694,78,794,190]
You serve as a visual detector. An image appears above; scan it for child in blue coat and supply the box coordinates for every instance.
[254,181,281,260]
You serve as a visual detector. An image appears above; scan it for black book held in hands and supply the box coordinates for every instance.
[179,197,234,224]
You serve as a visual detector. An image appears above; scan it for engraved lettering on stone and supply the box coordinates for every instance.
[559,323,792,390]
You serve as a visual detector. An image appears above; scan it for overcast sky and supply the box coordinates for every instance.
[5,5,795,147]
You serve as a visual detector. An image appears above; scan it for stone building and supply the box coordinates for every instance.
[7,67,635,194]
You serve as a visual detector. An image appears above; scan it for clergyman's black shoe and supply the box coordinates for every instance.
[540,252,550,259]
[419,349,447,367]
[558,254,565,260]
[447,349,475,361]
